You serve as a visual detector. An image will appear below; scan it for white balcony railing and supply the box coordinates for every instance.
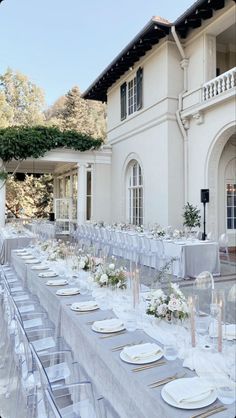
[202,67,236,101]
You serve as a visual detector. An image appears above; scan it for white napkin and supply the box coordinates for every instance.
[56,287,80,295]
[163,377,214,405]
[46,279,68,286]
[71,301,98,310]
[93,318,124,332]
[123,343,162,361]
[38,271,57,278]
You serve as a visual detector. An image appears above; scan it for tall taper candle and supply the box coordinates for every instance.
[218,300,223,353]
[188,296,196,347]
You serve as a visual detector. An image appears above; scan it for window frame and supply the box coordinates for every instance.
[120,67,143,121]
[127,161,143,226]
[226,182,236,231]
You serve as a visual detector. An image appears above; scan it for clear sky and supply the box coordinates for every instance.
[0,0,193,107]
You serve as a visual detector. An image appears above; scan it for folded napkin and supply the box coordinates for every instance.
[72,301,98,310]
[163,377,214,405]
[93,318,124,332]
[56,287,80,295]
[123,343,162,361]
[46,279,68,286]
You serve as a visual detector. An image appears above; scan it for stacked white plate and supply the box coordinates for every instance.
[38,271,58,278]
[120,342,163,364]
[92,318,125,333]
[25,259,41,264]
[161,377,217,409]
[31,265,49,271]
[46,279,68,286]
[70,301,99,312]
[56,288,80,296]
[20,255,35,259]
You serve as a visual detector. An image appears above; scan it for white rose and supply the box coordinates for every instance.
[157,303,168,316]
[109,263,115,270]
[100,274,108,284]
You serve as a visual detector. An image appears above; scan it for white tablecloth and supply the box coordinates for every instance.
[9,253,233,418]
[161,240,220,278]
[0,229,34,264]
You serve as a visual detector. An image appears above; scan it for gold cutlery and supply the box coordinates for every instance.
[190,405,227,418]
[111,341,143,351]
[132,360,166,372]
[99,331,126,339]
[148,373,186,388]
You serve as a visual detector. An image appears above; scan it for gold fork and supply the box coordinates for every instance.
[111,340,143,351]
[190,405,227,418]
[132,360,166,372]
[148,373,186,388]
[99,331,126,339]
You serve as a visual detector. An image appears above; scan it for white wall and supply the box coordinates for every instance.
[92,163,111,223]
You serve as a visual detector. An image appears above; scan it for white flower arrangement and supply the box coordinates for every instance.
[146,283,189,321]
[93,263,127,289]
[78,254,95,271]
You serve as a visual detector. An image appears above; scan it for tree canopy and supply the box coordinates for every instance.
[0,68,45,127]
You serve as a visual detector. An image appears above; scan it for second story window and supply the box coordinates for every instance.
[128,77,137,115]
[120,67,143,120]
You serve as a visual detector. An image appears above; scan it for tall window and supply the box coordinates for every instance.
[128,77,137,115]
[86,170,92,221]
[128,161,143,226]
[226,183,236,229]
[120,67,143,120]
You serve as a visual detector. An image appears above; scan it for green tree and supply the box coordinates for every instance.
[6,174,53,218]
[0,68,45,126]
[45,86,107,140]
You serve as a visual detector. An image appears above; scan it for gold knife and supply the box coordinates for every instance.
[190,405,227,418]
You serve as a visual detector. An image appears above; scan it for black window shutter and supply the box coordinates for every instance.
[136,67,143,111]
[120,82,127,120]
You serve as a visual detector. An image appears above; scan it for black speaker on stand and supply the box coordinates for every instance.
[201,189,209,240]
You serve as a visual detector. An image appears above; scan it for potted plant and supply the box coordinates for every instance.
[182,202,201,234]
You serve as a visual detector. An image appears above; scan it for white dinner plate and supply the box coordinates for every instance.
[31,265,49,271]
[25,260,41,264]
[91,323,125,334]
[161,378,217,410]
[38,272,58,278]
[70,301,99,312]
[46,279,68,286]
[56,287,80,296]
[120,347,163,365]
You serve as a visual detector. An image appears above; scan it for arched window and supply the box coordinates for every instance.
[127,161,143,225]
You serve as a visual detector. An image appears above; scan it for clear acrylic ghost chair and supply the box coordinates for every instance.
[8,316,80,418]
[28,347,89,418]
[207,231,214,241]
[219,233,229,259]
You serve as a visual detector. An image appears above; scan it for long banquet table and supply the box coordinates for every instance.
[11,252,234,418]
[0,228,34,265]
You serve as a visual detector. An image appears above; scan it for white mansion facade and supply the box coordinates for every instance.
[83,0,236,246]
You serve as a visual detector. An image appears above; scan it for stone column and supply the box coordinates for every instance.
[77,163,86,225]
[0,159,6,228]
